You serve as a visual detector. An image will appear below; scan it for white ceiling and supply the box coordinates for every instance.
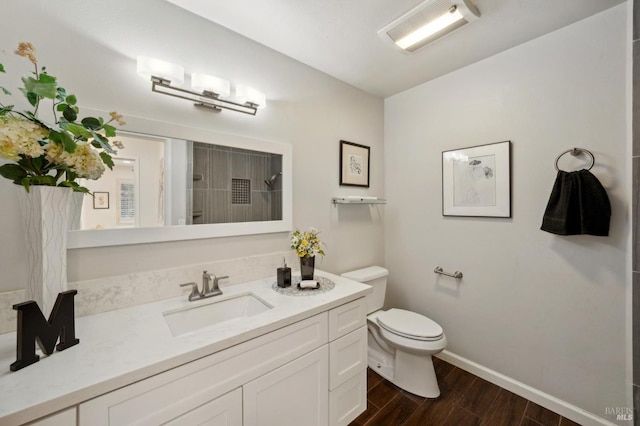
[166,0,625,98]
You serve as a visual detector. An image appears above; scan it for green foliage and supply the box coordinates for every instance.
[99,152,114,170]
[103,124,116,137]
[0,43,125,193]
[62,106,77,121]
[0,63,9,95]
[22,74,58,99]
[81,117,101,130]
[0,164,28,181]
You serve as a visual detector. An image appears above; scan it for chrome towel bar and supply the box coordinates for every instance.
[434,266,463,279]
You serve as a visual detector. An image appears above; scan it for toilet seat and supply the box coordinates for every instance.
[376,309,443,341]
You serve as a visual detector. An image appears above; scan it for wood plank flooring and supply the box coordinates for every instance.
[349,358,582,426]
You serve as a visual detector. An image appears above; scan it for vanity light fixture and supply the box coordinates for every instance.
[136,56,265,116]
[378,0,480,53]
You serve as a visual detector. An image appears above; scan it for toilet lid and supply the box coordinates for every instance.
[376,309,443,341]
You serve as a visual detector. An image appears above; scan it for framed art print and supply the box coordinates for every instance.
[340,140,370,187]
[93,192,110,209]
[442,141,511,217]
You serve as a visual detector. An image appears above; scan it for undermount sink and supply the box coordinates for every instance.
[163,292,273,337]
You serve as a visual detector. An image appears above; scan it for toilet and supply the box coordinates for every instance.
[341,266,447,398]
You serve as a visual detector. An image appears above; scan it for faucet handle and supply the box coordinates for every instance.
[180,282,201,301]
[206,275,228,297]
[202,270,215,294]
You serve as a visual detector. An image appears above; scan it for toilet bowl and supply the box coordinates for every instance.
[367,309,447,398]
[341,266,447,398]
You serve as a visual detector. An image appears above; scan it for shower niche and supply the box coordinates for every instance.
[189,142,283,225]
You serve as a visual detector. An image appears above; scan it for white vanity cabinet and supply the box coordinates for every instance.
[79,312,327,425]
[71,298,367,426]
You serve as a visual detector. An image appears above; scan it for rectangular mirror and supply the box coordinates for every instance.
[67,110,292,248]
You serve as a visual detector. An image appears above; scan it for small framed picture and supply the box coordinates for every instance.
[93,192,110,209]
[442,141,511,217]
[340,140,370,187]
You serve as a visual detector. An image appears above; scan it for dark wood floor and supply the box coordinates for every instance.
[349,358,582,426]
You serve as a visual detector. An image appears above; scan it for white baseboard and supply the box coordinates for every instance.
[436,350,619,426]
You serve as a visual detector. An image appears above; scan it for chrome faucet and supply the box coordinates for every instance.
[180,271,229,301]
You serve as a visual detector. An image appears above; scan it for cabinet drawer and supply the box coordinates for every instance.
[329,326,367,390]
[328,298,366,341]
[329,369,367,426]
[80,313,327,425]
[26,408,76,426]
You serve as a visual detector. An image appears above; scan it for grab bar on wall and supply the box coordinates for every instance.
[434,266,463,279]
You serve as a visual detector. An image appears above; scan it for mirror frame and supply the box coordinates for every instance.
[67,110,292,249]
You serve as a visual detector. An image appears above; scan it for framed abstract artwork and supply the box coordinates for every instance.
[442,141,511,217]
[340,140,370,187]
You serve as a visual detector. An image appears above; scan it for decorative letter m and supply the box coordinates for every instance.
[10,290,80,371]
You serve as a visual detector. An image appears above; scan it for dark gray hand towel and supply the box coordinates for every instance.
[541,169,610,236]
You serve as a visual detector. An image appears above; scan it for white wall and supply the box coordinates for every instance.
[0,0,384,290]
[385,4,628,421]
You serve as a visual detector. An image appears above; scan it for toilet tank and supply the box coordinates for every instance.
[341,266,389,314]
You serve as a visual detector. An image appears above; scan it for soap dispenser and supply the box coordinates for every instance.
[277,258,292,288]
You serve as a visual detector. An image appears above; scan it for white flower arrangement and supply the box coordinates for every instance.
[0,42,124,192]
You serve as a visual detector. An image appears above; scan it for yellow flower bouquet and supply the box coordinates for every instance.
[290,227,326,258]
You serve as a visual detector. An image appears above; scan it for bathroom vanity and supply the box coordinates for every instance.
[0,271,371,426]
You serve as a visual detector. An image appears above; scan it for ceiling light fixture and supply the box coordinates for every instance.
[378,0,480,53]
[137,56,265,116]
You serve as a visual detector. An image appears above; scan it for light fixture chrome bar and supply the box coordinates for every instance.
[150,77,258,116]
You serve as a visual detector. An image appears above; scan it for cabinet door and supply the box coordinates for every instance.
[165,388,241,426]
[243,346,329,426]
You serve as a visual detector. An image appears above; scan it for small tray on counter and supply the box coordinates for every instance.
[271,276,335,296]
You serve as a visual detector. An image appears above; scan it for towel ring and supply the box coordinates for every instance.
[554,148,594,172]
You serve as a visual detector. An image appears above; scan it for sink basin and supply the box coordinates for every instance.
[163,292,273,337]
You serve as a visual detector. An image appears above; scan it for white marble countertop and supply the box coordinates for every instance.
[0,270,371,425]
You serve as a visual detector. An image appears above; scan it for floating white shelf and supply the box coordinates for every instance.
[332,197,387,205]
